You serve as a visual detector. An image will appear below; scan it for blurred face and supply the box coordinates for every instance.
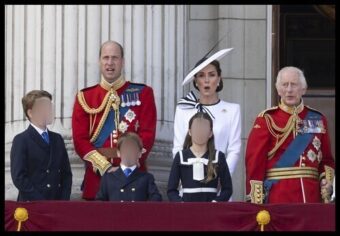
[117,140,142,166]
[27,97,54,127]
[194,64,220,98]
[99,43,124,83]
[189,118,213,146]
[276,70,306,106]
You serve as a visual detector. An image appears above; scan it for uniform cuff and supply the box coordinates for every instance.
[247,180,264,204]
[84,150,111,176]
[320,165,335,182]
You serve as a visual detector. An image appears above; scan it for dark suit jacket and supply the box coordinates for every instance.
[96,167,162,201]
[10,125,73,201]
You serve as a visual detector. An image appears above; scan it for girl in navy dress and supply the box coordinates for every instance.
[167,112,232,202]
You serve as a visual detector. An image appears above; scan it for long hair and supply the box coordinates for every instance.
[183,112,217,183]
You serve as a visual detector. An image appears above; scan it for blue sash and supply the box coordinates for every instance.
[263,110,321,202]
[93,83,144,148]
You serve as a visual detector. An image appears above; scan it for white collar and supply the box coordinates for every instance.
[120,163,137,172]
[30,123,48,136]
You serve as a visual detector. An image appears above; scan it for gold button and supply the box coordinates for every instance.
[302,156,306,160]
[131,188,135,192]
[113,139,118,144]
[256,189,260,193]
[120,189,124,192]
[47,184,51,188]
[301,163,306,167]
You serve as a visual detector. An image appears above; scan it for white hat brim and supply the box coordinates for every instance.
[182,48,233,86]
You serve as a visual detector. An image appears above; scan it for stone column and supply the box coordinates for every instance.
[5,5,188,200]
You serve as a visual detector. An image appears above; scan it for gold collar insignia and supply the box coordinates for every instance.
[279,99,304,115]
[100,74,126,91]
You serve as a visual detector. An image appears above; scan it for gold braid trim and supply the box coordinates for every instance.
[321,165,335,203]
[77,91,110,114]
[323,165,335,182]
[264,113,299,159]
[266,167,319,180]
[90,99,113,143]
[84,150,111,176]
[89,89,121,143]
[265,113,293,134]
[77,86,121,143]
[100,75,126,91]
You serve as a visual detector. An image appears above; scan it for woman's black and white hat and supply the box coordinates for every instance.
[182,36,234,86]
[182,48,233,86]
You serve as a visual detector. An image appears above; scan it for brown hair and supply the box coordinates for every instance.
[193,60,223,92]
[117,132,143,151]
[22,90,52,120]
[183,112,217,183]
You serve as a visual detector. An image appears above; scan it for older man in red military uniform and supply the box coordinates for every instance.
[72,41,157,200]
[245,66,335,204]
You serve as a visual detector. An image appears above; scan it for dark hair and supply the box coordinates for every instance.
[22,90,52,120]
[117,132,143,151]
[193,60,223,92]
[183,112,217,183]
[99,41,124,58]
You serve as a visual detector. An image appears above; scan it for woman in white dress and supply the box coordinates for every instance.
[173,49,241,179]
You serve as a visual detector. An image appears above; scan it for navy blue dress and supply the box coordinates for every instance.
[167,148,232,202]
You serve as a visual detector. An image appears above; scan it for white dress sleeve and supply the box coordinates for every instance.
[225,104,242,175]
[172,106,186,158]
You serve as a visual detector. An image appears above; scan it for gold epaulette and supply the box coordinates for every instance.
[257,106,279,117]
[84,150,111,176]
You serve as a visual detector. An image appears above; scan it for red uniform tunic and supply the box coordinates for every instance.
[72,76,157,199]
[245,101,334,204]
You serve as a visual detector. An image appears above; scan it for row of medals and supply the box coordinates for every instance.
[297,119,325,134]
[120,93,141,107]
[110,92,141,144]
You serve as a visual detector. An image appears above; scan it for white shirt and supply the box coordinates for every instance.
[30,122,48,136]
[173,99,241,176]
[120,164,137,172]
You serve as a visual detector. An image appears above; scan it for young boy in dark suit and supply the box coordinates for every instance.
[96,132,162,201]
[10,90,72,201]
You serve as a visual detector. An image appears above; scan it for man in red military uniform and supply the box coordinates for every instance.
[72,41,157,200]
[245,66,335,204]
